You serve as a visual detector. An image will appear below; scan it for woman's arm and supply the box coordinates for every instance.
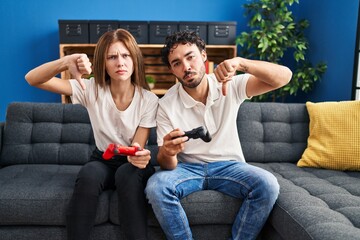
[25,53,92,95]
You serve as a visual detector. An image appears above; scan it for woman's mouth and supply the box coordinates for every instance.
[116,70,126,74]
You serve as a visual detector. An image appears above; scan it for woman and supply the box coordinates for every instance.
[25,29,158,240]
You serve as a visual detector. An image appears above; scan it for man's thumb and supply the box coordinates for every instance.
[222,81,228,96]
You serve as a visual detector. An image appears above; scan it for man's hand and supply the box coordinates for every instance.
[157,128,188,170]
[163,128,188,157]
[67,54,92,90]
[214,57,242,96]
[127,142,151,169]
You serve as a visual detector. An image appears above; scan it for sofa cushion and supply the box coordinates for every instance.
[298,101,360,171]
[109,190,242,226]
[237,102,309,163]
[0,164,109,225]
[0,102,95,166]
[252,162,360,240]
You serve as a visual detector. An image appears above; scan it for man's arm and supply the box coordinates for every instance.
[214,57,292,97]
[25,53,92,95]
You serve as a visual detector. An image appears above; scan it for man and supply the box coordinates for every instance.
[145,31,292,240]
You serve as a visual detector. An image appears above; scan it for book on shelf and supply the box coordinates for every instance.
[205,61,215,74]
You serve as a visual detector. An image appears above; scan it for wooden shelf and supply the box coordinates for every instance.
[59,44,237,103]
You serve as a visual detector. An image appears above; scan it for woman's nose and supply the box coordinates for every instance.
[117,57,124,66]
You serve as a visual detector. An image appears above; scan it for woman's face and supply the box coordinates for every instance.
[105,41,134,83]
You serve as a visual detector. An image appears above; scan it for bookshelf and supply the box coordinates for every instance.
[59,44,237,103]
[353,4,360,100]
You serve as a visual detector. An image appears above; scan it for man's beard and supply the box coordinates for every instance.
[177,65,206,89]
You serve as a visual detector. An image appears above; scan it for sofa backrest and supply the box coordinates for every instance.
[0,101,310,166]
[237,102,309,163]
[0,102,95,166]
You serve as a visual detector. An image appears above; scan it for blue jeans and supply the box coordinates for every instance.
[145,161,279,240]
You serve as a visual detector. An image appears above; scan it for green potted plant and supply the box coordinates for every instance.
[146,75,156,89]
[236,0,327,102]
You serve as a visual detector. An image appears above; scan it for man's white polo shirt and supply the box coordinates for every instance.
[156,73,250,163]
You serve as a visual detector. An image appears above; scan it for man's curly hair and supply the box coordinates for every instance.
[161,31,206,67]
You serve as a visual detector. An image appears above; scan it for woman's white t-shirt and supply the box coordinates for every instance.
[70,78,158,151]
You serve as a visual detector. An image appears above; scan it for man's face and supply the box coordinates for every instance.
[168,43,207,89]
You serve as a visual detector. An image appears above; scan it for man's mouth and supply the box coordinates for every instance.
[184,71,196,80]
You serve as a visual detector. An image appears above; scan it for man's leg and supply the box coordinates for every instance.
[145,163,205,240]
[207,161,279,240]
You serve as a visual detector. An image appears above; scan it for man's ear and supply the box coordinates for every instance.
[202,50,207,63]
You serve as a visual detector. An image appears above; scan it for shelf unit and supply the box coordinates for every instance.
[353,4,360,100]
[59,44,237,103]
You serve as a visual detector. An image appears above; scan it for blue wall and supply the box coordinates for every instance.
[0,0,359,121]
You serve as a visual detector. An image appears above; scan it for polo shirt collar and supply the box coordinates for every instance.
[178,74,222,108]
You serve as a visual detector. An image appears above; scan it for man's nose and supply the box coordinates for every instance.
[183,61,191,72]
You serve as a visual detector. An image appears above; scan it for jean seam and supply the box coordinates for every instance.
[170,178,202,240]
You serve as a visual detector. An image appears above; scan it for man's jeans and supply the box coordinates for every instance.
[145,161,279,240]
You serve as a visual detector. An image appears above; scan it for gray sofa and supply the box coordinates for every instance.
[0,102,359,240]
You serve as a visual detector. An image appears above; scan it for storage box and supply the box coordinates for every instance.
[207,22,237,45]
[179,21,207,43]
[119,21,149,44]
[149,21,178,44]
[59,20,89,44]
[89,20,119,44]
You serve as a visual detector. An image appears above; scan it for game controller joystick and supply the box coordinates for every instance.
[183,126,212,142]
[102,143,142,160]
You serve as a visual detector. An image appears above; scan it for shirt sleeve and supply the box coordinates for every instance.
[139,90,159,128]
[69,78,93,106]
[156,102,175,146]
[230,73,251,103]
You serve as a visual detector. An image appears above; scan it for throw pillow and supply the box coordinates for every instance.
[297,101,360,171]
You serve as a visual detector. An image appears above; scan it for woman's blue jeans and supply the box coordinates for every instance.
[145,161,279,240]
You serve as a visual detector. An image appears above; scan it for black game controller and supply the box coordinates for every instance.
[183,126,212,142]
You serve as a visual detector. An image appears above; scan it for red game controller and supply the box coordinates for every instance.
[102,143,142,160]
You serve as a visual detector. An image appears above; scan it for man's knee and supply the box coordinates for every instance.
[257,171,279,204]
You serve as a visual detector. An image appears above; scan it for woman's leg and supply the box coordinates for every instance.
[115,162,155,240]
[66,158,115,240]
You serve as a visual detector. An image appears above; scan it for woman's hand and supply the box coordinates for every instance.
[67,54,92,90]
[127,142,151,169]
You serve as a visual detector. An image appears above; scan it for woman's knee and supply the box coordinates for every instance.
[115,163,154,188]
[74,162,109,194]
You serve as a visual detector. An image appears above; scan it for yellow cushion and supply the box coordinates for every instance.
[297,101,360,171]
